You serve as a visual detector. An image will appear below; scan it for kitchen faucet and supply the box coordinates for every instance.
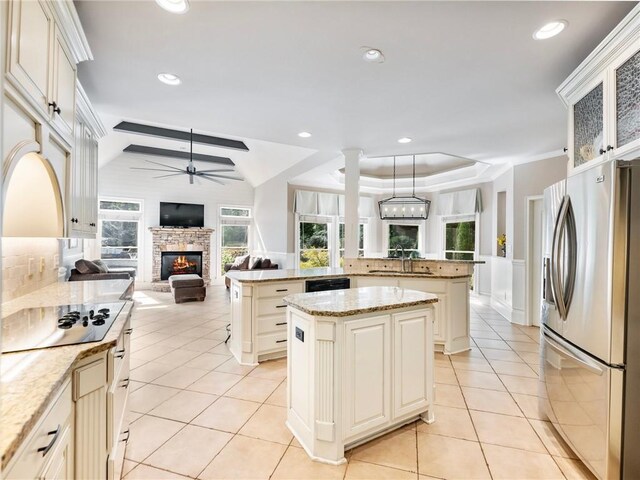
[395,244,410,273]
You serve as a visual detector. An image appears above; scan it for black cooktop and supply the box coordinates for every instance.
[1,302,126,354]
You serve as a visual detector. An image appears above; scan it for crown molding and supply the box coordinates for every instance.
[48,0,93,64]
[76,81,107,138]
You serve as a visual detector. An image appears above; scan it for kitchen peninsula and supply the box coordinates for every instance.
[283,286,438,464]
[226,258,480,365]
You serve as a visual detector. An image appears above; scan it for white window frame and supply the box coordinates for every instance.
[383,221,425,257]
[218,205,252,277]
[337,219,368,265]
[98,197,144,274]
[441,214,479,260]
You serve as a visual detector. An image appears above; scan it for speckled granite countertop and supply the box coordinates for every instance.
[284,286,438,317]
[1,279,134,469]
[225,267,470,284]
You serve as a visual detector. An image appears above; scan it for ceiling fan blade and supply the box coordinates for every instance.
[131,167,183,173]
[196,168,236,173]
[189,174,194,185]
[197,175,225,185]
[153,173,186,179]
[144,159,185,172]
[199,173,243,181]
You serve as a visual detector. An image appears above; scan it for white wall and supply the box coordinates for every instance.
[98,153,254,284]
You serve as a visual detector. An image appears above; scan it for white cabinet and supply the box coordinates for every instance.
[343,315,391,441]
[4,380,73,480]
[558,5,640,174]
[6,0,77,143]
[68,116,98,237]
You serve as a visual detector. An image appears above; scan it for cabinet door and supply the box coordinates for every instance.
[392,310,432,419]
[7,0,53,116]
[611,40,640,159]
[68,119,85,235]
[38,426,73,480]
[343,315,391,440]
[432,293,446,343]
[83,126,98,235]
[51,26,76,138]
[570,75,607,171]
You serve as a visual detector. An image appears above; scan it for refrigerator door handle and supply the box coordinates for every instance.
[551,197,567,319]
[563,197,577,317]
[543,329,605,376]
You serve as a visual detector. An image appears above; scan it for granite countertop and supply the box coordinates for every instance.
[225,267,471,284]
[357,257,485,264]
[284,286,438,317]
[1,279,134,469]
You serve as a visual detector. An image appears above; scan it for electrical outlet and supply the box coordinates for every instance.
[28,258,35,276]
[39,257,46,273]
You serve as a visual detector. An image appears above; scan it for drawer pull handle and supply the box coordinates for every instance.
[276,289,288,292]
[121,378,130,389]
[124,328,133,335]
[276,305,287,309]
[115,349,126,359]
[276,339,287,344]
[37,425,61,456]
[122,429,130,443]
[276,322,287,326]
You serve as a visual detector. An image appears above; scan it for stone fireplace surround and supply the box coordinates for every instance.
[150,227,214,291]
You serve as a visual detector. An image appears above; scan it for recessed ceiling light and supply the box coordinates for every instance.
[533,20,568,40]
[157,73,181,86]
[362,48,384,63]
[398,137,412,144]
[155,0,189,14]
[298,132,312,138]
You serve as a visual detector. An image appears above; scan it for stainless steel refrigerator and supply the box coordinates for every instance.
[540,158,640,479]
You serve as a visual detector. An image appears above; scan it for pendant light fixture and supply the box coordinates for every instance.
[378,155,431,219]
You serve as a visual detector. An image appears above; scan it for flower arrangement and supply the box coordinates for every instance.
[497,233,507,257]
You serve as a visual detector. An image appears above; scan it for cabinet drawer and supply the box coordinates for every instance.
[5,381,72,480]
[257,315,288,335]
[109,315,132,383]
[256,297,290,316]
[108,356,130,449]
[257,331,288,354]
[257,282,303,298]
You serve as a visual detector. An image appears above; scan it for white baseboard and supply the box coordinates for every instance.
[490,296,512,322]
[510,308,526,325]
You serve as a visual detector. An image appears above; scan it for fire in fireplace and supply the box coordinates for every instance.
[161,251,203,280]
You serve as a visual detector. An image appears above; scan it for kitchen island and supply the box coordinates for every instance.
[283,286,438,464]
[226,259,478,364]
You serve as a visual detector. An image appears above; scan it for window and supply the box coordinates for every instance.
[99,200,141,212]
[339,223,364,266]
[99,199,143,274]
[387,224,420,257]
[444,220,476,260]
[219,206,251,274]
[299,221,330,268]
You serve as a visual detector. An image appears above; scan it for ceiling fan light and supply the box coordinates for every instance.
[155,0,189,14]
[157,73,181,85]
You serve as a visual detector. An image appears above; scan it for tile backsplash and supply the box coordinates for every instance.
[2,238,62,303]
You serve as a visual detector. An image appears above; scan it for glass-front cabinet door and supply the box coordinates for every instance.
[612,42,640,158]
[572,80,605,169]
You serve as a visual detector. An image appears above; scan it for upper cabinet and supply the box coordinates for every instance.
[559,5,640,175]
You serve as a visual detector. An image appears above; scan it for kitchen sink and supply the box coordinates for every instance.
[367,269,434,275]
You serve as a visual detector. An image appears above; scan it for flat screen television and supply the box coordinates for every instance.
[160,202,204,228]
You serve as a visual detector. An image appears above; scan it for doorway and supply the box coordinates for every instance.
[526,197,544,326]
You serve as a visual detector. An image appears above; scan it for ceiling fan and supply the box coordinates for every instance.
[130,129,244,185]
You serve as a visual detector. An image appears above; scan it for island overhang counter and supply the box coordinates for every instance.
[283,286,438,465]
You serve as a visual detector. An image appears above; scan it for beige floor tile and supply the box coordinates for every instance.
[482,444,564,479]
[498,374,540,395]
[129,380,146,393]
[496,331,536,343]
[224,376,280,403]
[215,358,256,375]
[154,335,196,349]
[512,393,545,420]
[239,404,293,444]
[351,429,418,472]
[456,370,506,391]
[462,386,522,416]
[210,343,233,356]
[345,460,417,479]
[450,357,494,373]
[470,330,502,340]
[416,404,477,441]
[271,445,347,479]
[152,348,203,367]
[480,347,523,362]
[122,459,137,476]
[152,365,209,389]
[434,366,458,385]
[470,410,546,453]
[125,415,184,462]
[473,338,511,350]
[183,352,230,370]
[434,383,466,408]
[192,396,261,433]
[265,381,287,407]
[529,419,577,459]
[187,371,244,395]
[130,361,177,383]
[129,384,181,414]
[507,341,540,353]
[124,464,190,479]
[199,435,287,480]
[417,433,490,479]
[553,456,596,479]
[517,351,541,364]
[248,358,288,381]
[182,338,223,352]
[145,424,232,477]
[149,389,218,423]
[489,360,538,378]
[130,344,169,362]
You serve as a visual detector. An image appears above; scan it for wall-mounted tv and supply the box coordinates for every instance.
[160,202,204,228]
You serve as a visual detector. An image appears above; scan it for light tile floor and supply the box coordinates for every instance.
[123,288,596,480]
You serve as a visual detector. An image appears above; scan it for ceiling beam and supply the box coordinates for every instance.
[123,145,236,166]
[114,121,249,151]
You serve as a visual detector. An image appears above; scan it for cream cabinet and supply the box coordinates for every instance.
[559,5,640,175]
[6,0,77,143]
[4,380,74,480]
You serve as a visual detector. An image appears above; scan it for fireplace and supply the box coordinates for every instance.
[161,251,203,280]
